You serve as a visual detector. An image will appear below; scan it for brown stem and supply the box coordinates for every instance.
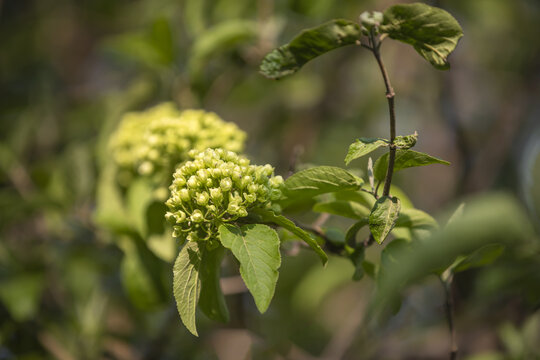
[370,36,396,197]
[441,274,458,360]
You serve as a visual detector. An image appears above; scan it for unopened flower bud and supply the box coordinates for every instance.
[191,210,204,223]
[187,176,199,188]
[196,192,209,206]
[220,178,232,191]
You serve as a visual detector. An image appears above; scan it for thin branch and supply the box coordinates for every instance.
[369,34,397,197]
[440,273,458,360]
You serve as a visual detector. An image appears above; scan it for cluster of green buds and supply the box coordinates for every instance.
[109,103,246,186]
[165,148,284,242]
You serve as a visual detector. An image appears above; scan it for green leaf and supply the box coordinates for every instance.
[374,193,533,314]
[394,132,418,149]
[281,166,363,208]
[253,208,327,265]
[0,273,44,322]
[120,241,163,310]
[373,149,450,181]
[173,242,203,336]
[452,244,505,273]
[345,138,388,165]
[94,164,132,234]
[199,246,229,323]
[313,200,370,220]
[368,196,401,244]
[345,218,368,244]
[126,178,156,237]
[189,20,258,77]
[219,224,281,313]
[260,19,361,80]
[380,3,463,70]
[396,207,438,230]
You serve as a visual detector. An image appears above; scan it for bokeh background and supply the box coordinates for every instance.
[1,0,540,359]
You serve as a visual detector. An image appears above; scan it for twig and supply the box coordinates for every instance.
[440,273,458,360]
[369,33,396,197]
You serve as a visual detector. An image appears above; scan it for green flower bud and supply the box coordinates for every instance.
[191,210,204,223]
[196,192,209,206]
[187,176,199,188]
[240,175,252,188]
[210,188,223,202]
[179,188,191,201]
[220,178,233,191]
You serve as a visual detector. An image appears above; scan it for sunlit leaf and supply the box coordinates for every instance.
[345,138,388,165]
[373,149,450,181]
[381,3,463,70]
[173,242,203,336]
[369,196,401,244]
[281,166,363,208]
[260,20,361,79]
[219,224,281,313]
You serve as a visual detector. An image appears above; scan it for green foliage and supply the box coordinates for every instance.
[313,200,370,220]
[374,194,534,313]
[219,224,281,313]
[198,246,229,323]
[260,20,361,80]
[189,20,258,78]
[280,166,363,208]
[345,138,388,165]
[373,149,450,181]
[253,208,328,264]
[173,241,203,336]
[381,3,464,70]
[368,196,401,244]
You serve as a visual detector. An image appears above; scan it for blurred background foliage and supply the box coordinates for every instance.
[1,0,540,359]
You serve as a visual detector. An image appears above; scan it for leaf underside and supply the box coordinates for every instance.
[260,19,361,80]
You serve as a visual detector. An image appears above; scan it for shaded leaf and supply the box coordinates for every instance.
[313,200,370,220]
[373,149,450,181]
[374,193,533,314]
[219,224,281,313]
[345,138,388,165]
[281,166,363,208]
[260,20,361,79]
[253,208,327,265]
[381,3,463,70]
[396,207,438,230]
[189,20,258,77]
[173,242,203,336]
[453,244,505,273]
[199,246,229,323]
[345,218,369,244]
[369,196,401,244]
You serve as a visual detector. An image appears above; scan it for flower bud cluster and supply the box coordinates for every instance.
[165,149,284,242]
[109,103,246,186]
